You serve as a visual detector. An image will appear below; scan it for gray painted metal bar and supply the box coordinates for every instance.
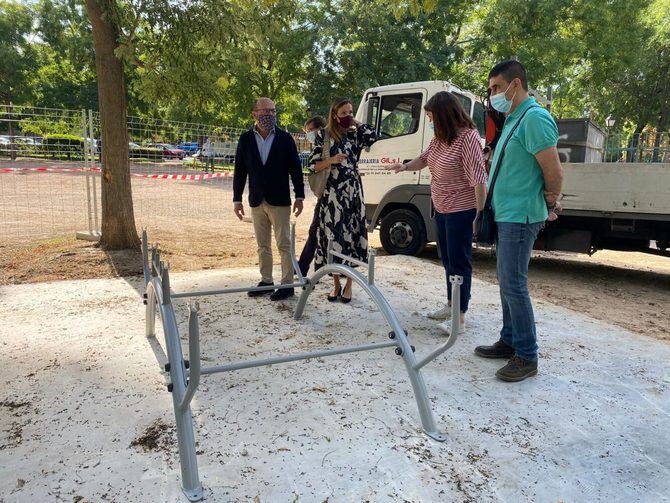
[199,341,398,375]
[180,304,201,411]
[171,281,305,299]
[141,228,150,286]
[88,109,99,232]
[81,110,94,235]
[328,249,369,269]
[145,275,203,501]
[413,275,463,370]
[367,249,376,285]
[290,223,306,285]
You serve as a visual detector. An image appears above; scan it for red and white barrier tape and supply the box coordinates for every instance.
[0,165,234,180]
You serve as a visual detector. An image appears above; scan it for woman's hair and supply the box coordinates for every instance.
[424,91,475,144]
[304,116,326,130]
[326,97,352,144]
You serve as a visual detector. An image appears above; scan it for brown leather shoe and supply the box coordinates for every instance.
[495,356,538,382]
[474,339,515,359]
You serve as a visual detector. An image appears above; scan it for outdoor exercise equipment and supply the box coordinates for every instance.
[141,224,463,501]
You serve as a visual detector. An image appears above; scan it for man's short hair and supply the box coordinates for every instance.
[488,60,528,91]
[305,116,326,129]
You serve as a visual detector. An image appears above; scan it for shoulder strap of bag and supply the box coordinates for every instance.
[322,129,331,162]
[483,105,538,210]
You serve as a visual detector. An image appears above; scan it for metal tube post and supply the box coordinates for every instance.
[158,291,203,501]
[327,240,333,264]
[82,110,93,235]
[145,283,156,338]
[88,109,99,233]
[141,228,150,286]
[367,248,376,285]
[180,303,201,411]
[413,275,463,370]
[161,264,170,305]
[150,270,202,501]
[449,274,462,336]
[290,222,305,285]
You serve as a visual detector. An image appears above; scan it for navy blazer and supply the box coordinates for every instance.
[233,127,305,207]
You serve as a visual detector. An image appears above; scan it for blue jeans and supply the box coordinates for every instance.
[434,208,477,313]
[495,221,544,361]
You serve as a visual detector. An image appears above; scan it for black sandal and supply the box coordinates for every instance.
[327,286,342,302]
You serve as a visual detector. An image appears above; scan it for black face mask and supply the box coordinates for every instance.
[337,115,354,128]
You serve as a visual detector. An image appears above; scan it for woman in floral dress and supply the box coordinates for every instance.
[308,97,377,303]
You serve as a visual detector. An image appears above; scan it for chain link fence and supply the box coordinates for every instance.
[0,105,313,245]
[8,104,666,247]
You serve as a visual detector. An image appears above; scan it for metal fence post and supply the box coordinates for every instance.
[83,110,93,234]
[88,109,100,233]
[76,109,100,241]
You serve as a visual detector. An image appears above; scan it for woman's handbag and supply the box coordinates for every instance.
[307,130,331,198]
[474,106,537,246]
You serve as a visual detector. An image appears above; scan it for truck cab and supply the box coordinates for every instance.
[355,81,485,255]
[355,81,670,257]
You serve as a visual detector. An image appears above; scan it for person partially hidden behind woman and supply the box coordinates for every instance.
[388,91,488,334]
[308,97,377,303]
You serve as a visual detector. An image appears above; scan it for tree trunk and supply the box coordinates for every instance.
[85,0,139,250]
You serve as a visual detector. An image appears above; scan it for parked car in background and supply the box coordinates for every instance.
[0,136,11,156]
[129,141,164,160]
[0,135,43,150]
[146,143,186,159]
[177,141,200,154]
[15,136,39,146]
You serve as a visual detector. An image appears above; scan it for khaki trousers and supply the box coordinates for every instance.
[251,202,293,285]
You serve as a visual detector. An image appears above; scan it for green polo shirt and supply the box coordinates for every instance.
[489,96,558,224]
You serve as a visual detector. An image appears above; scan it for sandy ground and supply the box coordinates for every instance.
[1,192,668,343]
[1,168,668,343]
[1,256,669,502]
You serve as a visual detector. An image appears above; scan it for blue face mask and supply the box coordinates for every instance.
[490,82,517,114]
[428,122,434,131]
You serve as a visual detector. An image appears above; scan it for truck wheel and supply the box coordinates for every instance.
[380,209,426,256]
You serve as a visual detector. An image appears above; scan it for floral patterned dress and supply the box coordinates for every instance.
[308,124,377,269]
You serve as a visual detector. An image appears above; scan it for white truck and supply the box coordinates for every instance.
[354,80,670,257]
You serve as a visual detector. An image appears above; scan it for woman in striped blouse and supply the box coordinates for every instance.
[389,91,488,334]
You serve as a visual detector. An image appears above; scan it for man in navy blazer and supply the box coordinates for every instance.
[233,97,305,301]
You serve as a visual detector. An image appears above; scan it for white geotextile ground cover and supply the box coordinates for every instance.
[1,255,669,502]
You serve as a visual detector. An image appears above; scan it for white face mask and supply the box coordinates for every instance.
[305,130,316,144]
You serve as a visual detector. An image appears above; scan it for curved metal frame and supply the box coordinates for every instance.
[294,263,447,439]
[140,227,462,502]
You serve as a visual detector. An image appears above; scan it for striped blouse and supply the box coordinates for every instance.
[419,128,488,214]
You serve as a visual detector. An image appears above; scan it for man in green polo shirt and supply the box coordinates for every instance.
[474,60,563,382]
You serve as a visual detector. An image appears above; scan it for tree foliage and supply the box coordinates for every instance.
[0,0,37,105]
[1,0,668,132]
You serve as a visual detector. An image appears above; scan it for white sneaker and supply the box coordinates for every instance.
[437,320,465,335]
[426,305,452,320]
